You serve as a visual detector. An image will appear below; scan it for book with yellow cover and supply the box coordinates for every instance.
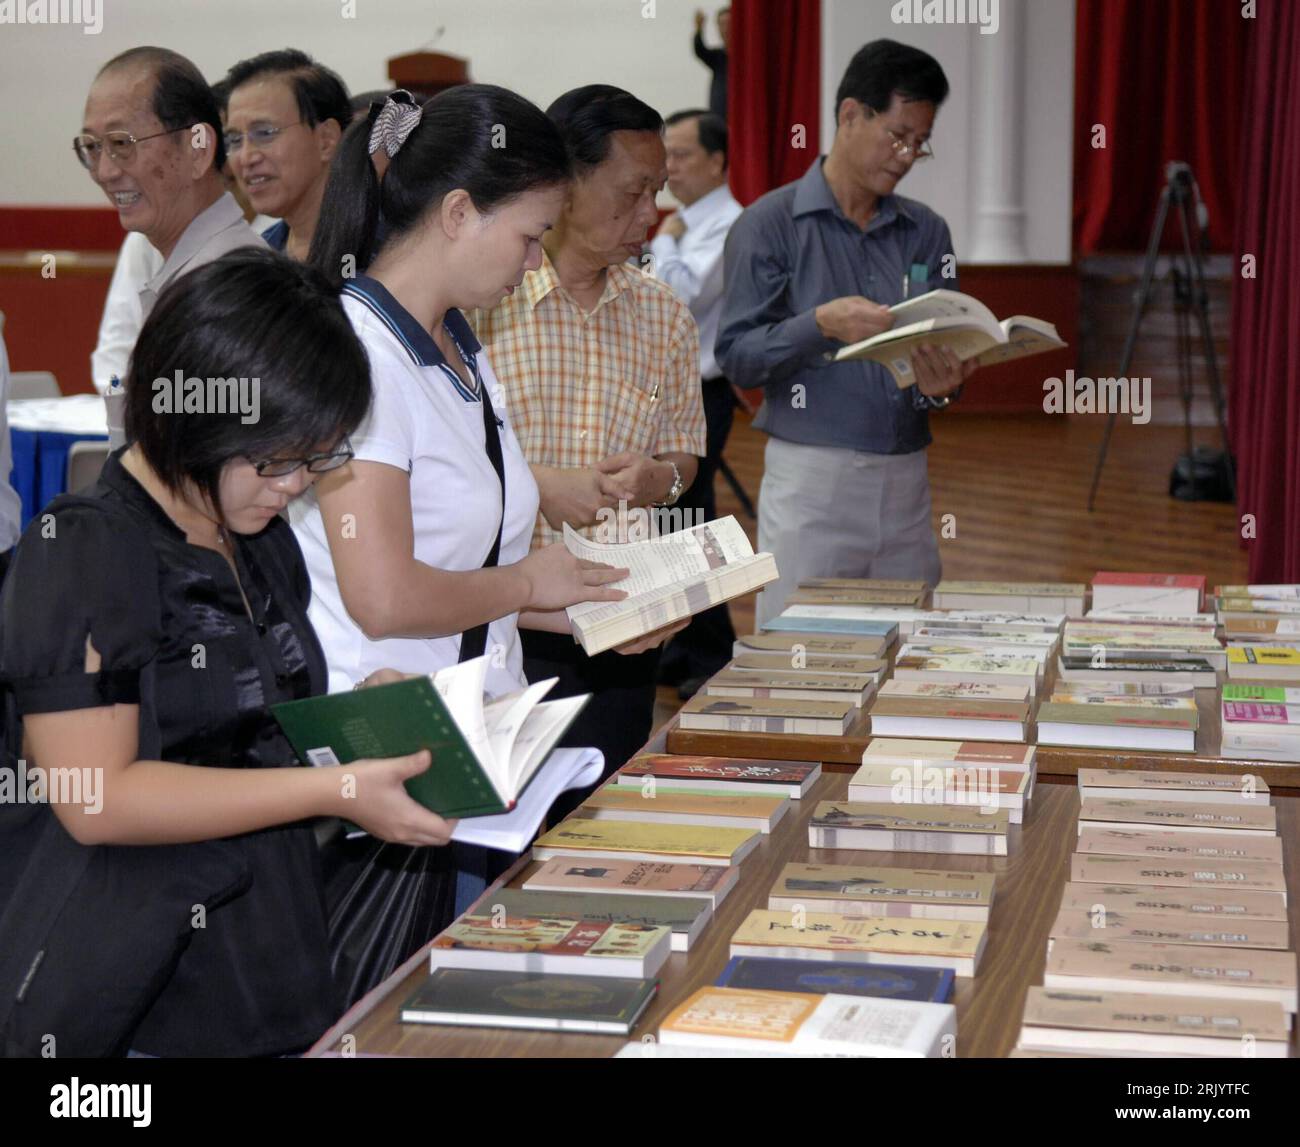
[1074,826,1283,864]
[809,800,1010,856]
[768,862,995,921]
[1045,939,1298,1014]
[1077,798,1277,837]
[1018,987,1290,1058]
[657,986,956,1057]
[1047,908,1291,951]
[1069,854,1287,897]
[1227,645,1300,680]
[531,817,761,867]
[580,785,788,834]
[730,908,988,976]
[1058,881,1288,922]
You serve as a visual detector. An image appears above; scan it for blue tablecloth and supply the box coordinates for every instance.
[10,427,109,528]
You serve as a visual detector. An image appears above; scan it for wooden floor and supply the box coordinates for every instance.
[656,409,1245,725]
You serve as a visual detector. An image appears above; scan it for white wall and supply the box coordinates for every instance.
[821,0,1075,263]
[0,0,723,205]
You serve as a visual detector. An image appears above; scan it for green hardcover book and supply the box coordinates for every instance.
[1222,684,1300,703]
[271,659,589,819]
[400,968,658,1034]
[481,888,711,952]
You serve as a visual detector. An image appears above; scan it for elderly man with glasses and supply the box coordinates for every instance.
[717,39,979,624]
[76,46,264,322]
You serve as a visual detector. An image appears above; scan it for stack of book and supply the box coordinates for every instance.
[1057,620,1223,687]
[1014,768,1293,1056]
[810,737,1037,853]
[1220,683,1300,761]
[1035,681,1200,752]
[1215,584,1300,645]
[932,580,1086,618]
[680,631,894,737]
[847,740,1035,823]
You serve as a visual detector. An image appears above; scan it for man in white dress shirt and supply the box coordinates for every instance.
[76,47,263,325]
[649,108,743,696]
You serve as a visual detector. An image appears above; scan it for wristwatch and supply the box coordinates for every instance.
[656,460,685,506]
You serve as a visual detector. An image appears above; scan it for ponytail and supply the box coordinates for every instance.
[309,84,571,287]
[308,100,385,284]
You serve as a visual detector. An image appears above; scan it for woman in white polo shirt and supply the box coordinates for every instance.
[295,86,679,997]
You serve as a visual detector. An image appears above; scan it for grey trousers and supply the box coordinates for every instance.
[755,436,942,627]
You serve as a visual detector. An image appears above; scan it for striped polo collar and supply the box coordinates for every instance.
[342,274,482,368]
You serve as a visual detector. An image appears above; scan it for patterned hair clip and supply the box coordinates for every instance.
[367,90,423,158]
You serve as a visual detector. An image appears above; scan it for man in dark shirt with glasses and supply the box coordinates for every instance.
[717,40,977,625]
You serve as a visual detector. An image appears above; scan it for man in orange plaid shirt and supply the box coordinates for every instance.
[473,86,706,814]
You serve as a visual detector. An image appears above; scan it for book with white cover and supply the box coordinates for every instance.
[832,288,1066,388]
[657,987,956,1058]
[563,516,777,655]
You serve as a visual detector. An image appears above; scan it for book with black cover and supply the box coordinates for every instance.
[399,968,657,1033]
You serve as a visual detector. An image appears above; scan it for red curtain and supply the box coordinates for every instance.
[728,0,821,207]
[1231,1,1300,582]
[1073,0,1248,254]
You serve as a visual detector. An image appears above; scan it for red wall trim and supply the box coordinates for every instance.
[0,206,125,252]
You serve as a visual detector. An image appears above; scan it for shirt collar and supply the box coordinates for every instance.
[792,157,916,230]
[524,249,639,313]
[678,183,734,229]
[343,274,481,367]
[150,191,246,285]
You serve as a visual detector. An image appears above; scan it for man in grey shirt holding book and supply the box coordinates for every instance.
[716,40,978,625]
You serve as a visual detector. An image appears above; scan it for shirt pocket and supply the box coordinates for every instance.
[604,373,664,456]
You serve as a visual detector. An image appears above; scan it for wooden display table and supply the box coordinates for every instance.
[308,727,1299,1058]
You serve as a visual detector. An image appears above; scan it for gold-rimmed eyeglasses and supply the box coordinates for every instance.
[73,125,194,171]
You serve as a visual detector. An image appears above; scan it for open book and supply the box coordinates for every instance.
[833,288,1067,387]
[563,515,778,655]
[272,655,593,840]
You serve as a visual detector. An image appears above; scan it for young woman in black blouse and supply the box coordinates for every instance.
[0,249,453,1057]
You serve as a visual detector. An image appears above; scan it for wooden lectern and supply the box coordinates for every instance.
[387,51,470,100]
